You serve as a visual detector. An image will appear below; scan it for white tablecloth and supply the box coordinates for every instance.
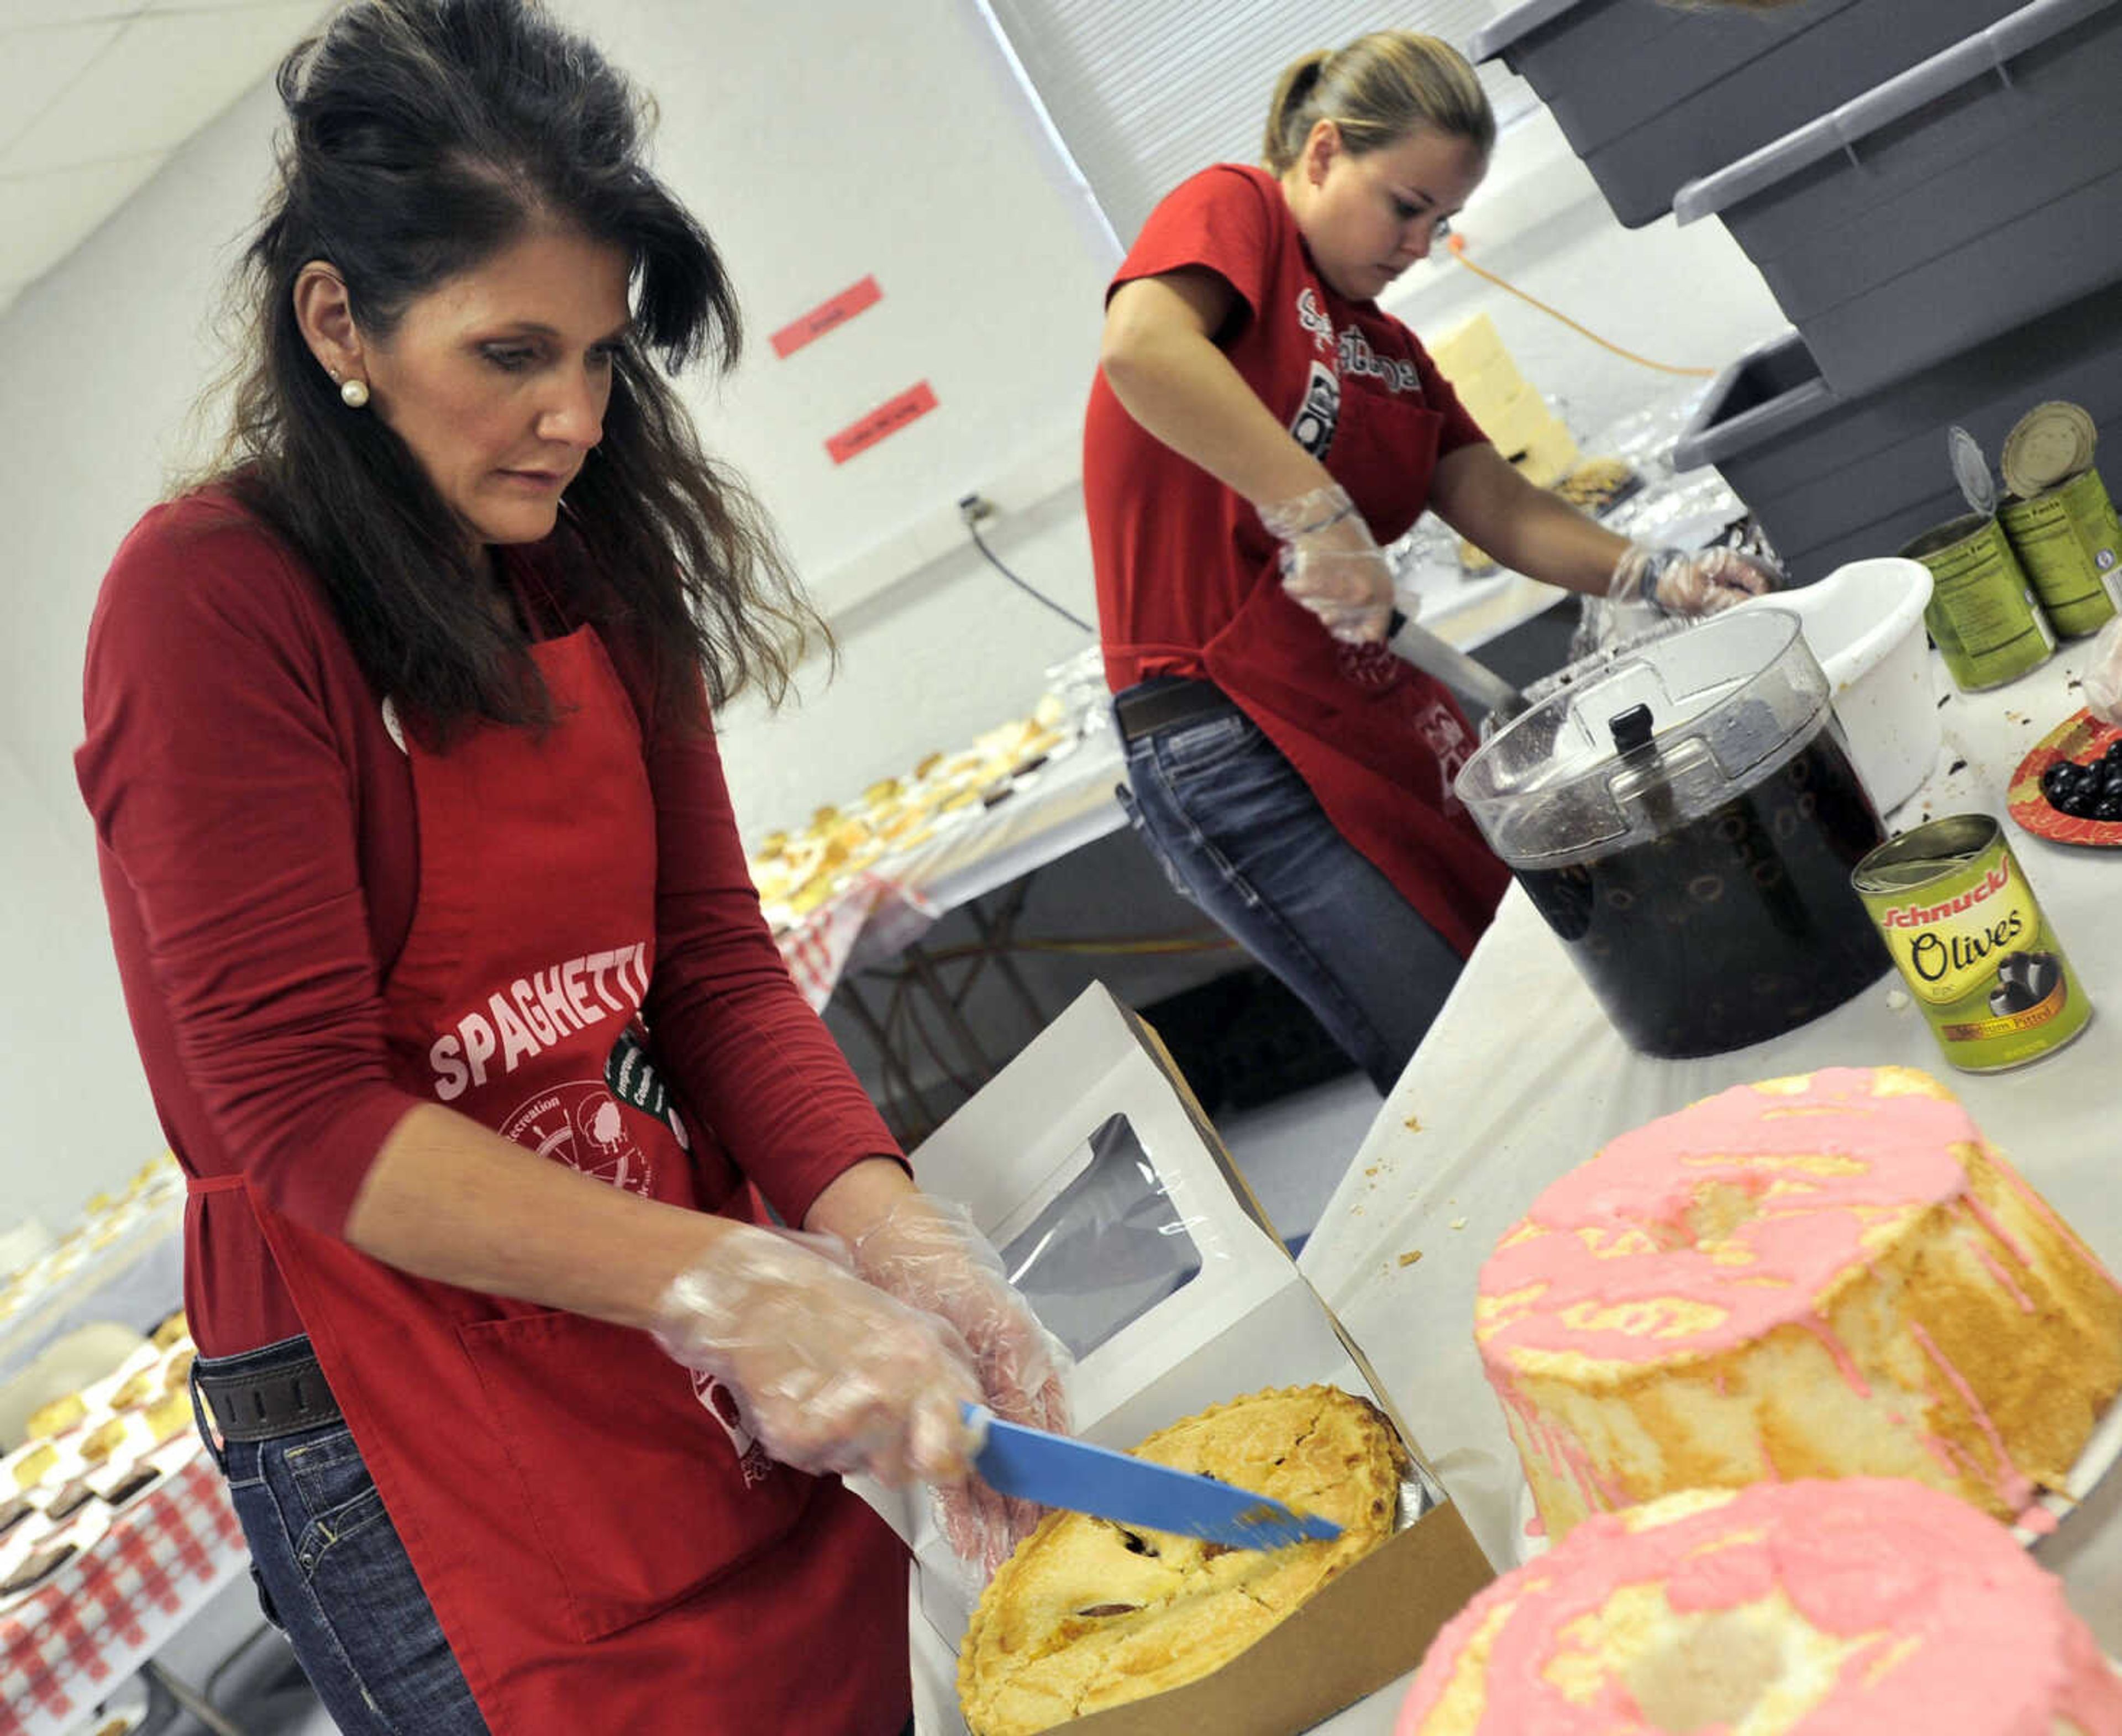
[1296,639,2122,1653]
[0,1203,183,1389]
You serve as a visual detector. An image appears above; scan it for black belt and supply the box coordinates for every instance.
[195,1352,344,1443]
[1113,679,1234,743]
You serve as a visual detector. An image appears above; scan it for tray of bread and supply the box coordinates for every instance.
[748,702,1081,934]
[0,1153,183,1335]
[0,1312,198,1614]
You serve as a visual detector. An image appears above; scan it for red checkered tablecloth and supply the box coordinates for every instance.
[778,872,938,1010]
[0,1446,249,1736]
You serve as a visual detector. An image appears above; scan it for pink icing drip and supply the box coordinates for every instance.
[1982,1148,2122,1299]
[1909,1319,2035,1513]
[1960,1190,2036,1271]
[1504,1378,1632,1520]
[1391,1479,2122,1736]
[1477,1069,1980,1371]
[1796,1312,1872,1398]
[1970,1237,2039,1315]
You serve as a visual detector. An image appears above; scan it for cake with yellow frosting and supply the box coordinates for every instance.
[1394,1478,2122,1735]
[1477,1066,2122,1538]
[9,1444,59,1492]
[143,1387,194,1445]
[23,1393,87,1441]
[958,1386,1404,1734]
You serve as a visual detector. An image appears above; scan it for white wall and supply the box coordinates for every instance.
[0,1,1789,1220]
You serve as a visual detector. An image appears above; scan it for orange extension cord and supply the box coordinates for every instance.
[1446,234,1716,379]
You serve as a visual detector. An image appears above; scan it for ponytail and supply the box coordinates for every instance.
[1261,32,1494,175]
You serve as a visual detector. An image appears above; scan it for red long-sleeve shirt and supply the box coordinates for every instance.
[77,490,896,1355]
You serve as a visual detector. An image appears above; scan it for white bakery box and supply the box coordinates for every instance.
[860,984,1494,1736]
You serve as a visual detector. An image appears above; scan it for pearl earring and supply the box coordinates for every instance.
[340,377,370,409]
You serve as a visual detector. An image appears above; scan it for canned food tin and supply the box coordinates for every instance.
[1852,815,2092,1072]
[2001,466,2122,637]
[2000,400,2098,500]
[1899,514,2056,691]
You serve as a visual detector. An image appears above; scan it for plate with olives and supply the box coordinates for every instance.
[2009,707,2122,846]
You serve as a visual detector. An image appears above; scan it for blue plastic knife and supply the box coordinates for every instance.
[964,1404,1342,1552]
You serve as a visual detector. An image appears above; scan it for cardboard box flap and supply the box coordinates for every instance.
[904,984,1494,1734]
[1063,1500,1494,1736]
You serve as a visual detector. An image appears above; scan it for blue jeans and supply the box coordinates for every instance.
[193,1336,489,1735]
[1116,682,1466,1095]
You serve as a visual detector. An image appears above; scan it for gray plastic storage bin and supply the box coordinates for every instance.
[1669,285,2122,585]
[1467,0,2021,228]
[1673,0,2122,398]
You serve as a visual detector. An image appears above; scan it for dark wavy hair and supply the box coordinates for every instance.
[192,0,823,737]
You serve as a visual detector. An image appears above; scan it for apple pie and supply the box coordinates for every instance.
[958,1386,1405,1735]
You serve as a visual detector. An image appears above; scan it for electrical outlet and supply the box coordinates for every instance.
[957,491,998,526]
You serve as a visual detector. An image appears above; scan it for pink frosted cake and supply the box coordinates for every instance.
[1396,1478,2122,1735]
[1477,1066,2122,1538]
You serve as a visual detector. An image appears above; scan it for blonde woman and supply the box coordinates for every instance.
[1084,32,1776,1093]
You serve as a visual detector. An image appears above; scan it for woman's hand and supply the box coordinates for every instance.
[853,1195,1071,1578]
[652,1222,983,1487]
[1258,483,1397,644]
[1609,543,1780,617]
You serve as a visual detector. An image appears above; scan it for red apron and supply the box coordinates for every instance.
[193,627,908,1733]
[1204,381,1511,958]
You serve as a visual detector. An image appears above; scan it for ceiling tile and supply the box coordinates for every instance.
[0,151,169,280]
[0,1,325,176]
[0,20,125,159]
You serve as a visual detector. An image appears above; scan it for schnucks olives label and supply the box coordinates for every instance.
[1853,815,2091,1072]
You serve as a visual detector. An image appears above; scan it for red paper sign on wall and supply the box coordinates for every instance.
[771,276,883,359]
[827,382,937,465]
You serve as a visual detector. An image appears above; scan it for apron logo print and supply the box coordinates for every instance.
[692,1370,775,1487]
[606,1026,690,1152]
[428,943,652,1100]
[1413,699,1474,812]
[1335,640,1401,691]
[1290,359,1341,460]
[500,1082,654,1197]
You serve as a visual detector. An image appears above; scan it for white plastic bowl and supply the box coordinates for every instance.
[1732,557,1940,815]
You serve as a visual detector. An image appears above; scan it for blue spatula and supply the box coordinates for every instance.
[964,1404,1341,1552]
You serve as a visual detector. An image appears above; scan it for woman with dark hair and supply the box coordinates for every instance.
[1085,32,1779,1097]
[74,3,1060,1729]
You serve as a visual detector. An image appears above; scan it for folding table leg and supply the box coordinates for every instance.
[141,1660,250,1736]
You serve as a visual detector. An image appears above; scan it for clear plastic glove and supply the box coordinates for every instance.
[2085,613,2122,725]
[652,1222,981,1487]
[1609,542,1781,618]
[1257,482,1396,645]
[853,1196,1072,1579]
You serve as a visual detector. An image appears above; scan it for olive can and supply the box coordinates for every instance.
[1999,465,2122,638]
[1852,815,2092,1072]
[1899,514,2056,691]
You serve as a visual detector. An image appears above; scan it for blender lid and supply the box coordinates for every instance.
[1452,609,1830,865]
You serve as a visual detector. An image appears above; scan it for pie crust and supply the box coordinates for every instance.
[958,1386,1406,1735]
